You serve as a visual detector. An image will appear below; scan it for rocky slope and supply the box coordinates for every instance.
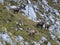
[0,0,60,45]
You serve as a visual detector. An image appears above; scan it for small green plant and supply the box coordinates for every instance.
[10,1,18,5]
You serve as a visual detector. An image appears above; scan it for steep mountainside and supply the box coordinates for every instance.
[0,0,60,45]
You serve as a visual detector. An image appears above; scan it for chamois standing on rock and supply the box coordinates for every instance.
[45,23,50,29]
[36,21,50,29]
[13,8,19,13]
[10,3,26,14]
[13,4,26,13]
[36,21,45,28]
